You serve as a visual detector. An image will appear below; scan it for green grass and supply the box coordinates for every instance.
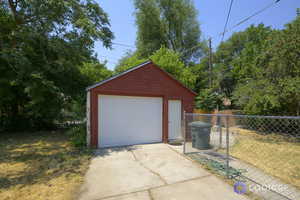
[0,131,92,200]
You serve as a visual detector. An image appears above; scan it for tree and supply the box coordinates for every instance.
[115,47,196,89]
[114,52,147,74]
[213,24,273,98]
[0,0,114,130]
[233,15,300,115]
[80,62,113,84]
[134,0,166,59]
[134,0,204,62]
[201,17,300,116]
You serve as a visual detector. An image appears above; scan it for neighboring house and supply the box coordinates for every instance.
[86,61,196,148]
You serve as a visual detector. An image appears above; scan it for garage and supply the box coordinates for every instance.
[86,61,196,148]
[99,95,162,147]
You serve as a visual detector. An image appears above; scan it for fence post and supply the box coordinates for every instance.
[226,115,230,178]
[183,110,186,154]
[218,115,222,149]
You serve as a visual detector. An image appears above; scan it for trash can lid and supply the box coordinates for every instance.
[188,121,211,128]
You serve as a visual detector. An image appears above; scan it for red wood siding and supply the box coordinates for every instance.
[89,62,196,148]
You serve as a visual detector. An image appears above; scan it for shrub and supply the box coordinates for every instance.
[195,89,224,111]
[67,124,87,147]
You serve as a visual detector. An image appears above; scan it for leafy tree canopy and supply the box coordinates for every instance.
[134,0,204,62]
[194,14,300,115]
[233,15,300,115]
[214,24,273,97]
[80,62,113,84]
[0,0,113,130]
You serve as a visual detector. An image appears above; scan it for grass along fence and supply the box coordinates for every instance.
[183,113,300,200]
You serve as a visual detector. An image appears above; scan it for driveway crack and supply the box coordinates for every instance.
[130,150,168,185]
[147,189,154,200]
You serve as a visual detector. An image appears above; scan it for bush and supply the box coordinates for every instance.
[67,124,87,147]
[195,89,224,111]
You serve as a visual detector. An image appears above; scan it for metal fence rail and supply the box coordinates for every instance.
[183,113,300,200]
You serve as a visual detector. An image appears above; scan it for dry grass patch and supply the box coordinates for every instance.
[0,131,92,200]
[229,128,300,189]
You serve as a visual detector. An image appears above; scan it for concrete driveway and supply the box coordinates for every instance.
[78,143,248,200]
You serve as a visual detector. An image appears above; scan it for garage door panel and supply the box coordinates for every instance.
[99,95,162,147]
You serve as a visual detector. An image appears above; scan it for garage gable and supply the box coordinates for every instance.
[87,61,196,97]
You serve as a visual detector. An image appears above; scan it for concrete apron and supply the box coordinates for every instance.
[78,143,248,200]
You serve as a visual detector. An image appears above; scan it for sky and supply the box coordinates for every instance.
[95,0,300,70]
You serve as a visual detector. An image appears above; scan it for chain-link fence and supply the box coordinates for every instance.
[183,113,300,200]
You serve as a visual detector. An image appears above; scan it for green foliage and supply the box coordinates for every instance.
[233,80,281,115]
[191,56,213,93]
[134,0,166,58]
[63,97,86,122]
[232,16,300,115]
[65,62,112,122]
[67,61,110,123]
[80,62,113,84]
[67,124,87,147]
[203,15,300,116]
[195,89,224,111]
[212,24,273,97]
[134,0,204,62]
[0,0,113,131]
[114,52,147,74]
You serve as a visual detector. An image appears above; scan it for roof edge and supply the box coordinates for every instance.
[86,60,197,96]
[86,60,152,91]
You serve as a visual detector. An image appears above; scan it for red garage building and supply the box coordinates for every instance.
[86,61,196,148]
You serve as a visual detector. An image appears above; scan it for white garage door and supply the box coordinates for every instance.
[98,95,163,147]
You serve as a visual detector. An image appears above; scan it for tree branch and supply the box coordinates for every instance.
[8,0,17,20]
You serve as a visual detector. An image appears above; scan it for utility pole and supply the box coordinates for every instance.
[208,37,213,88]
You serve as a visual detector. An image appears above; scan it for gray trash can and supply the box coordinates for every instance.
[189,121,211,149]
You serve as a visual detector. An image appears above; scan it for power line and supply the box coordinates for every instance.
[97,56,120,65]
[181,43,204,56]
[111,42,136,49]
[109,0,273,60]
[228,0,280,32]
[221,0,234,43]
[214,0,281,40]
[180,0,281,56]
[104,0,281,65]
[97,42,136,66]
[98,54,122,60]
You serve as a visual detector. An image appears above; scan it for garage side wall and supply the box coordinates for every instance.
[89,63,196,148]
[86,91,91,147]
[90,91,99,147]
